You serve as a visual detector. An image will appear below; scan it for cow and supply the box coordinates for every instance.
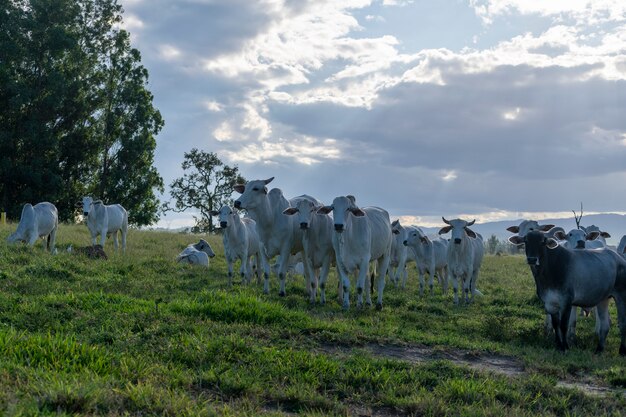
[176,239,216,267]
[82,196,128,253]
[403,226,448,295]
[317,195,392,310]
[233,177,318,296]
[210,205,262,286]
[553,228,605,250]
[438,217,484,305]
[283,199,335,304]
[618,235,626,258]
[509,230,626,354]
[7,202,58,253]
[389,220,410,288]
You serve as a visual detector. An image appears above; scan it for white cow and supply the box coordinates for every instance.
[438,217,484,304]
[176,239,216,267]
[581,225,611,248]
[389,220,410,288]
[210,205,262,286]
[403,226,448,295]
[553,228,605,250]
[234,177,317,296]
[506,220,555,238]
[617,235,626,257]
[82,196,128,253]
[7,202,58,253]
[283,199,335,304]
[318,195,392,309]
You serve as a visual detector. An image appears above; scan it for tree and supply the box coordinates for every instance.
[165,149,245,233]
[486,234,499,254]
[0,0,163,226]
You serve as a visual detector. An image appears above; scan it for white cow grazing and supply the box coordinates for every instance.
[318,195,392,310]
[234,177,317,296]
[438,217,484,304]
[403,226,448,295]
[7,202,58,253]
[176,239,216,267]
[82,196,128,253]
[210,205,262,286]
[389,220,410,288]
[283,199,335,304]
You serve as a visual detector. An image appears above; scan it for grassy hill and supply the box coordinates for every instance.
[0,223,624,416]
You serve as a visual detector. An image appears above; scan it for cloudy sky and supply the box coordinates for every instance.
[119,0,626,228]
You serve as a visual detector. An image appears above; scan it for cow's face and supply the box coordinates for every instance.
[403,227,425,248]
[510,230,558,265]
[215,205,234,229]
[507,220,555,238]
[196,239,216,258]
[438,218,476,245]
[233,177,273,210]
[567,229,588,249]
[283,199,318,230]
[318,195,364,233]
[82,196,93,216]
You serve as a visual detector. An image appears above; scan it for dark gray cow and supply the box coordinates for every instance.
[510,231,626,354]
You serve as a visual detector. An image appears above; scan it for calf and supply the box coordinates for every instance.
[82,196,128,253]
[210,205,262,286]
[283,199,335,304]
[403,226,448,295]
[510,231,626,354]
[7,202,58,254]
[176,239,216,267]
[318,195,392,309]
[438,217,484,304]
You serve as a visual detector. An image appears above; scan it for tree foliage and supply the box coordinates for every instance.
[0,0,163,225]
[165,149,245,233]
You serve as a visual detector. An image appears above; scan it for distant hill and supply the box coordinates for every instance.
[420,214,626,246]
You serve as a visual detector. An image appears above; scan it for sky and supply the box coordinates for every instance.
[118,0,626,229]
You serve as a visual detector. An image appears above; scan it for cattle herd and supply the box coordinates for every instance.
[4,178,626,356]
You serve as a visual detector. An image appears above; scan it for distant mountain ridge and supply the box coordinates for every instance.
[419,214,626,246]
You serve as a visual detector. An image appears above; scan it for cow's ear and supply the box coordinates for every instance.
[464,227,477,238]
[586,231,601,241]
[506,226,519,233]
[234,184,245,194]
[553,230,567,240]
[421,236,431,244]
[508,235,524,245]
[209,210,219,216]
[350,208,365,217]
[601,231,611,238]
[317,206,333,214]
[263,186,268,194]
[283,207,298,215]
[392,229,400,235]
[546,238,559,249]
[438,226,452,235]
[540,224,555,232]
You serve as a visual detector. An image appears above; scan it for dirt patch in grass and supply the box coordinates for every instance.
[320,342,625,399]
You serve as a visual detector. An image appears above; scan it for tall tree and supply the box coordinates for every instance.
[165,149,245,233]
[0,0,163,226]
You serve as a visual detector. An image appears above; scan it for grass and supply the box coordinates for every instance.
[0,223,625,416]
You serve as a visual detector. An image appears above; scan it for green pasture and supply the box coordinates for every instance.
[0,223,624,416]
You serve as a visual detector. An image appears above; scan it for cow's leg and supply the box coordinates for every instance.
[100,228,107,248]
[277,248,291,297]
[48,225,58,254]
[227,256,234,287]
[336,263,351,309]
[612,294,626,356]
[112,230,119,251]
[566,306,578,347]
[463,273,471,304]
[594,299,611,353]
[376,255,390,310]
[441,266,448,294]
[417,267,425,296]
[27,231,38,247]
[356,261,369,308]
[240,248,249,285]
[559,306,572,351]
[428,257,436,295]
[318,256,331,305]
[121,227,127,254]
[451,273,459,305]
[544,314,553,336]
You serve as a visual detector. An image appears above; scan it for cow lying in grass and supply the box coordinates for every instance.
[176,239,216,267]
